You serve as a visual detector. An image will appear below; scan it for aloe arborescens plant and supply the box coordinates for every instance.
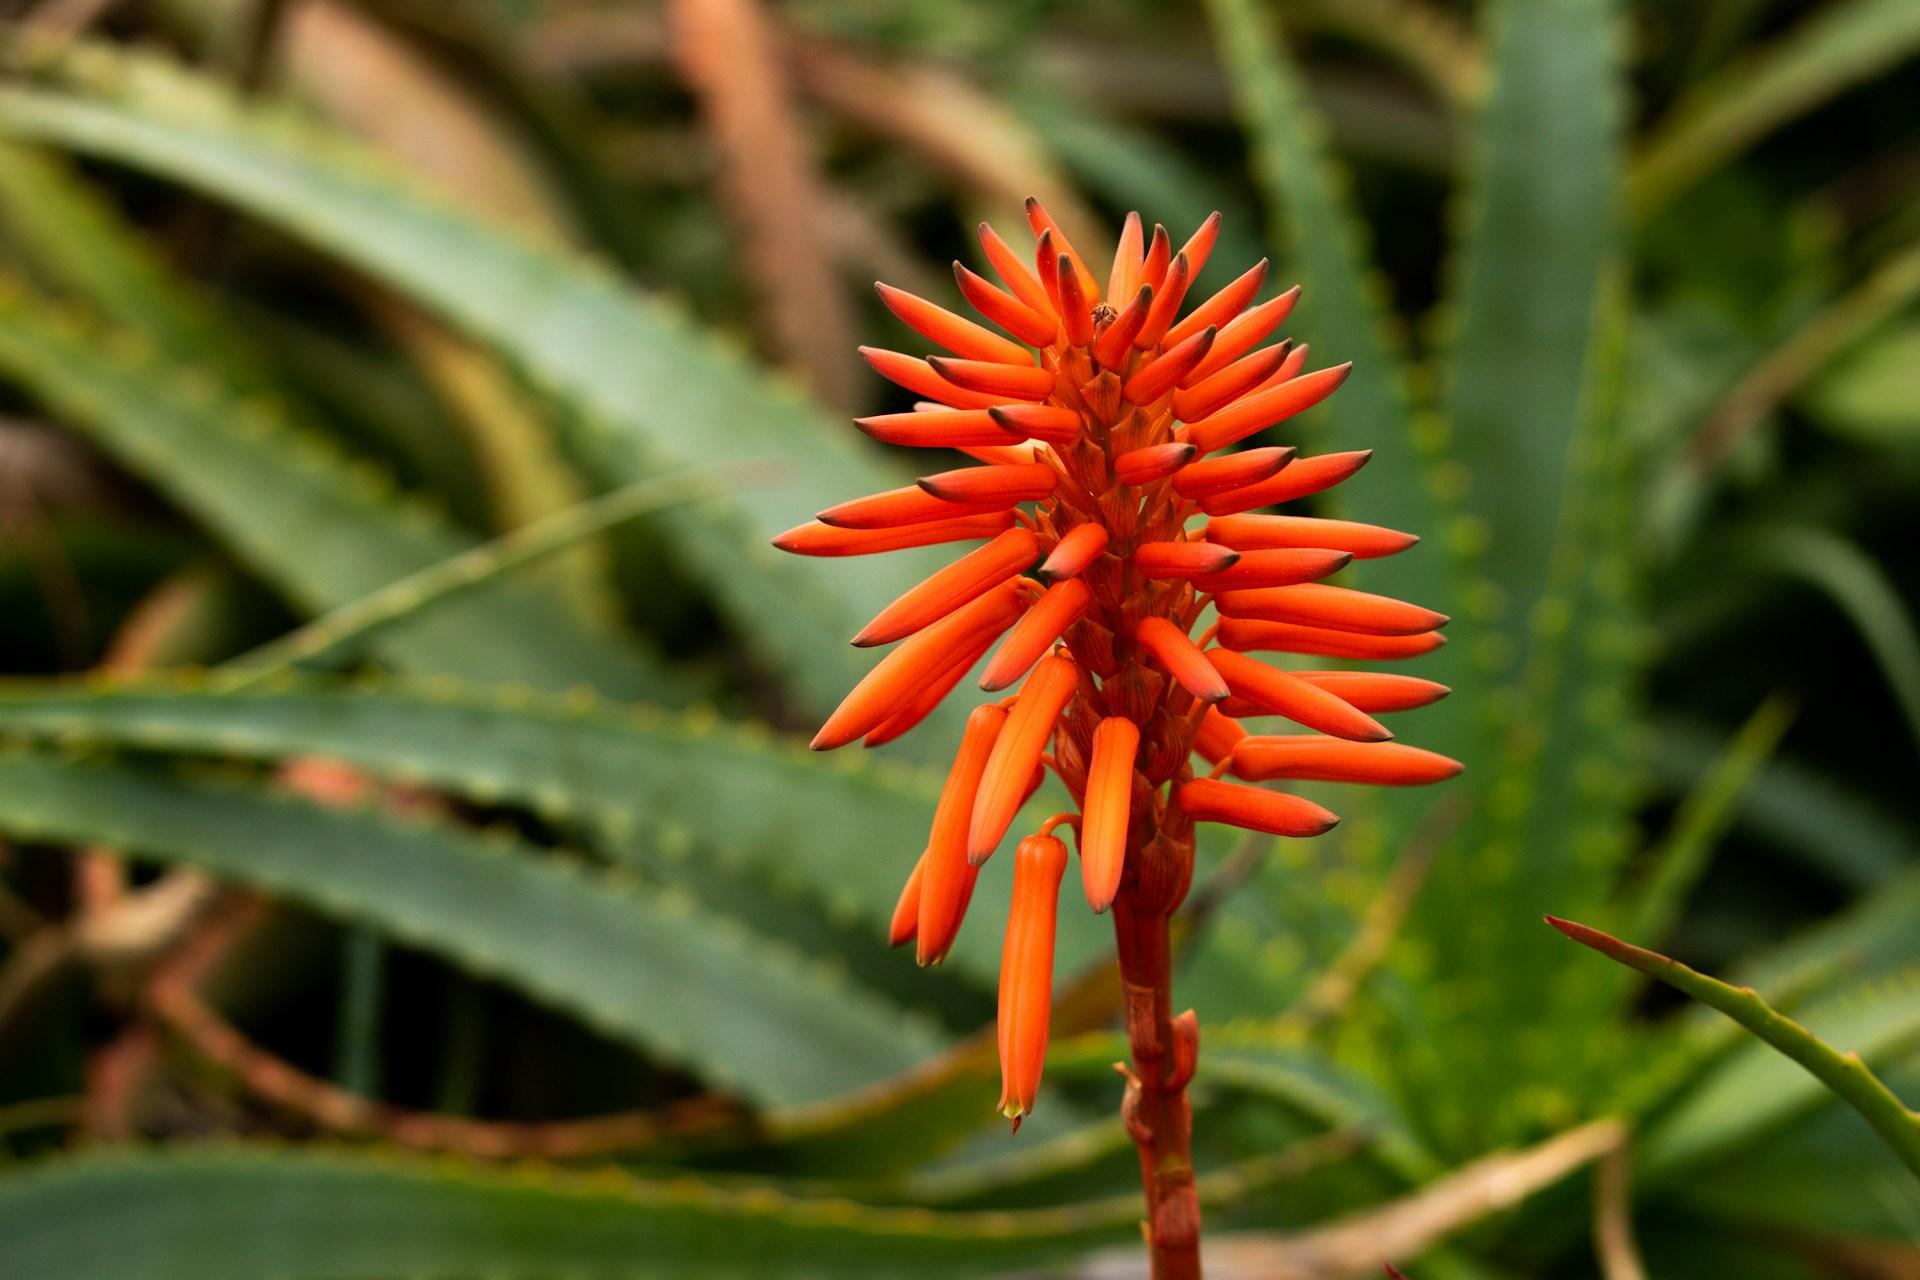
[781,201,1462,1274]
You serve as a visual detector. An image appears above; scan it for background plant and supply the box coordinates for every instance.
[0,0,1914,1275]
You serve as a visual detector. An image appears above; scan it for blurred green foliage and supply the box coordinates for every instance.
[0,0,1916,1275]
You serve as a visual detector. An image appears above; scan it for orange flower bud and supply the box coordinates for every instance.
[918,704,1007,965]
[1198,448,1372,516]
[1217,618,1448,661]
[1291,671,1450,712]
[1176,777,1340,837]
[853,527,1040,647]
[772,512,1016,558]
[1133,541,1239,579]
[1191,548,1353,592]
[1215,583,1448,637]
[929,355,1057,402]
[980,579,1092,692]
[1207,649,1392,742]
[1106,211,1144,301]
[953,261,1058,348]
[1165,259,1267,349]
[888,852,926,947]
[1184,362,1352,454]
[1231,736,1464,786]
[875,281,1034,365]
[1136,617,1229,703]
[1025,197,1100,301]
[1123,326,1215,405]
[1193,706,1248,765]
[978,221,1058,322]
[989,404,1083,445]
[1081,717,1140,912]
[859,346,1004,410]
[919,463,1058,506]
[969,652,1078,862]
[853,409,1028,451]
[819,484,1008,531]
[1134,251,1191,350]
[1183,288,1299,385]
[1037,523,1109,581]
[1093,283,1154,368]
[1171,446,1295,499]
[998,832,1068,1124]
[1206,514,1419,559]
[1113,442,1196,487]
[1054,251,1095,347]
[1172,343,1292,423]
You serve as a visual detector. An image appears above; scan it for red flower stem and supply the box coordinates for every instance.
[1111,858,1201,1279]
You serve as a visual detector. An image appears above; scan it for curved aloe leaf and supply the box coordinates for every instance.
[0,37,958,735]
[1552,918,1920,1178]
[0,751,942,1108]
[0,276,675,700]
[0,677,1112,983]
[0,1147,1121,1279]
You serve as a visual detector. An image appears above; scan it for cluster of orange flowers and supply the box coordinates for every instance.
[776,202,1459,1124]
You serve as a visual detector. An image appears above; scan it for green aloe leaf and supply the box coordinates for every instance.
[1551,918,1920,1178]
[0,677,1111,983]
[0,275,674,700]
[0,37,957,733]
[0,750,942,1108]
[1438,0,1621,657]
[0,1147,1121,1278]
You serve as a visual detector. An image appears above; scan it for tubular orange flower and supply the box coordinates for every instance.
[918,704,1007,965]
[1080,717,1139,912]
[980,579,1091,692]
[776,203,1459,1275]
[998,832,1067,1125]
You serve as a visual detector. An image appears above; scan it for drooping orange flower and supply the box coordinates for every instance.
[776,202,1460,1135]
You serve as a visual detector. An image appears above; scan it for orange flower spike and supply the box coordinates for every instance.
[1176,210,1223,283]
[1232,737,1464,786]
[773,511,1016,558]
[928,356,1056,402]
[1172,447,1296,500]
[1133,540,1239,579]
[1207,649,1393,742]
[875,282,1034,366]
[1218,618,1448,660]
[980,579,1093,691]
[918,704,1008,965]
[1176,777,1340,838]
[1081,717,1141,912]
[1292,671,1450,712]
[998,832,1068,1124]
[1193,706,1249,765]
[1215,583,1449,636]
[1037,522,1109,582]
[1171,342,1293,423]
[953,262,1059,348]
[819,485,1005,531]
[1025,197,1100,301]
[978,222,1059,322]
[888,853,926,947]
[1164,258,1267,348]
[969,652,1079,862]
[919,463,1058,506]
[1190,547,1353,592]
[812,584,1026,749]
[854,408,1027,450]
[1123,326,1217,406]
[1092,283,1154,369]
[854,527,1041,647]
[1198,449,1374,517]
[1134,251,1191,350]
[1113,442,1196,487]
[1136,617,1230,703]
[989,404,1083,446]
[1206,514,1420,559]
[859,347,1006,410]
[1107,210,1145,301]
[1183,362,1353,454]
[1055,253,1096,347]
[1183,287,1301,386]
